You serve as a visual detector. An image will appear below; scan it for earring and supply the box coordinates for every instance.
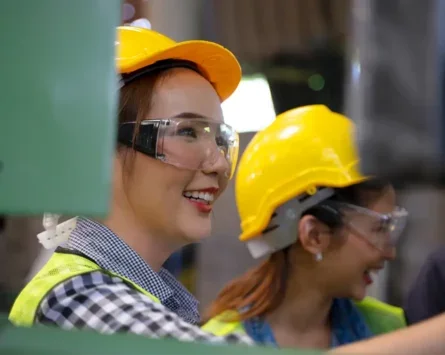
[315,252,323,262]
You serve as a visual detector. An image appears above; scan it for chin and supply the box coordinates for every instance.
[180,219,212,243]
[178,198,214,242]
[349,285,367,301]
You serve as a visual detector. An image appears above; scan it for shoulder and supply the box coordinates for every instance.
[37,272,254,345]
[355,297,406,334]
[406,247,445,300]
[404,247,445,324]
[42,269,147,299]
[37,270,160,328]
[421,247,445,280]
[427,245,445,263]
[202,311,246,337]
[357,296,403,314]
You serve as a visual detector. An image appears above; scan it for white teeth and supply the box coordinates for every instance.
[183,190,215,203]
[365,269,380,276]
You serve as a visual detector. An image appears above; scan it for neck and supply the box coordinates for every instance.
[99,206,179,272]
[266,263,332,333]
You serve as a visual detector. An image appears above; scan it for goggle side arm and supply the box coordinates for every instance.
[117,121,161,158]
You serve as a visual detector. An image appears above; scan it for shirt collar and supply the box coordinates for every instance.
[67,217,199,323]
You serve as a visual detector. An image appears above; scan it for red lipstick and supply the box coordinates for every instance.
[183,187,218,214]
[188,200,213,213]
[363,272,373,286]
[194,187,219,193]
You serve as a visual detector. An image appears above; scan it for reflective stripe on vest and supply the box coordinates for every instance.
[9,252,160,327]
[202,296,406,337]
[354,297,406,335]
[202,310,245,336]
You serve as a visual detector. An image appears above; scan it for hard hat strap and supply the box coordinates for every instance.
[121,59,200,86]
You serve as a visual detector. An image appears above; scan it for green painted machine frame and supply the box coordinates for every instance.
[0,0,119,216]
[0,315,321,355]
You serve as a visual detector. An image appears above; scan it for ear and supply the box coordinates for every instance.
[298,215,331,256]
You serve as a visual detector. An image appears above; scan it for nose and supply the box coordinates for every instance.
[382,245,396,261]
[201,150,231,178]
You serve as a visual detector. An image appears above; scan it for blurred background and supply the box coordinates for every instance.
[1,0,444,316]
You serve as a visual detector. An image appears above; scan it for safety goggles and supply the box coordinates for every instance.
[332,202,408,251]
[117,117,239,178]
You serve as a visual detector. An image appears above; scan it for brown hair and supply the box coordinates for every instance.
[117,59,203,169]
[204,179,391,322]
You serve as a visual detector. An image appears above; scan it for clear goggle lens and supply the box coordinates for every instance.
[336,202,408,251]
[118,117,239,178]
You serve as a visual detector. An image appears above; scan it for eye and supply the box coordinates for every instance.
[177,127,198,139]
[373,218,390,233]
[216,136,228,153]
[373,225,386,233]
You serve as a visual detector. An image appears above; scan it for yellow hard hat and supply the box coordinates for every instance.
[116,26,241,102]
[236,105,367,245]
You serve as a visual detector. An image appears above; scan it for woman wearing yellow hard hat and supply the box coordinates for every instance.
[202,105,408,349]
[8,22,252,345]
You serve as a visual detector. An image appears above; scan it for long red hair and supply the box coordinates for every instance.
[204,249,289,322]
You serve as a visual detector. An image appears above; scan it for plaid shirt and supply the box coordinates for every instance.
[36,217,252,345]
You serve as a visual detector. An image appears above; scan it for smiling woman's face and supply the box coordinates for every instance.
[114,68,230,248]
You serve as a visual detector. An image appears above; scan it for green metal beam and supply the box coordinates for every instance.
[0,0,120,216]
[0,315,321,355]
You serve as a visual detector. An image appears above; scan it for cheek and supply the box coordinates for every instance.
[342,233,381,266]
[326,234,369,269]
[218,176,230,195]
[127,155,194,213]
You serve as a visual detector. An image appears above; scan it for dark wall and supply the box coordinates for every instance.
[265,50,345,115]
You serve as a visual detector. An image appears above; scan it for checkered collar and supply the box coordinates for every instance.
[67,217,200,324]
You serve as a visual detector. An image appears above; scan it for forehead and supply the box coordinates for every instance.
[367,187,396,215]
[148,68,223,122]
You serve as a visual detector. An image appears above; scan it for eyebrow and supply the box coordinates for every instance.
[172,112,208,119]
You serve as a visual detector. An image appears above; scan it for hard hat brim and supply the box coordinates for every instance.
[118,39,241,103]
[238,167,369,242]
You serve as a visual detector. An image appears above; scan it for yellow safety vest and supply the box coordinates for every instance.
[202,297,406,338]
[9,251,160,327]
